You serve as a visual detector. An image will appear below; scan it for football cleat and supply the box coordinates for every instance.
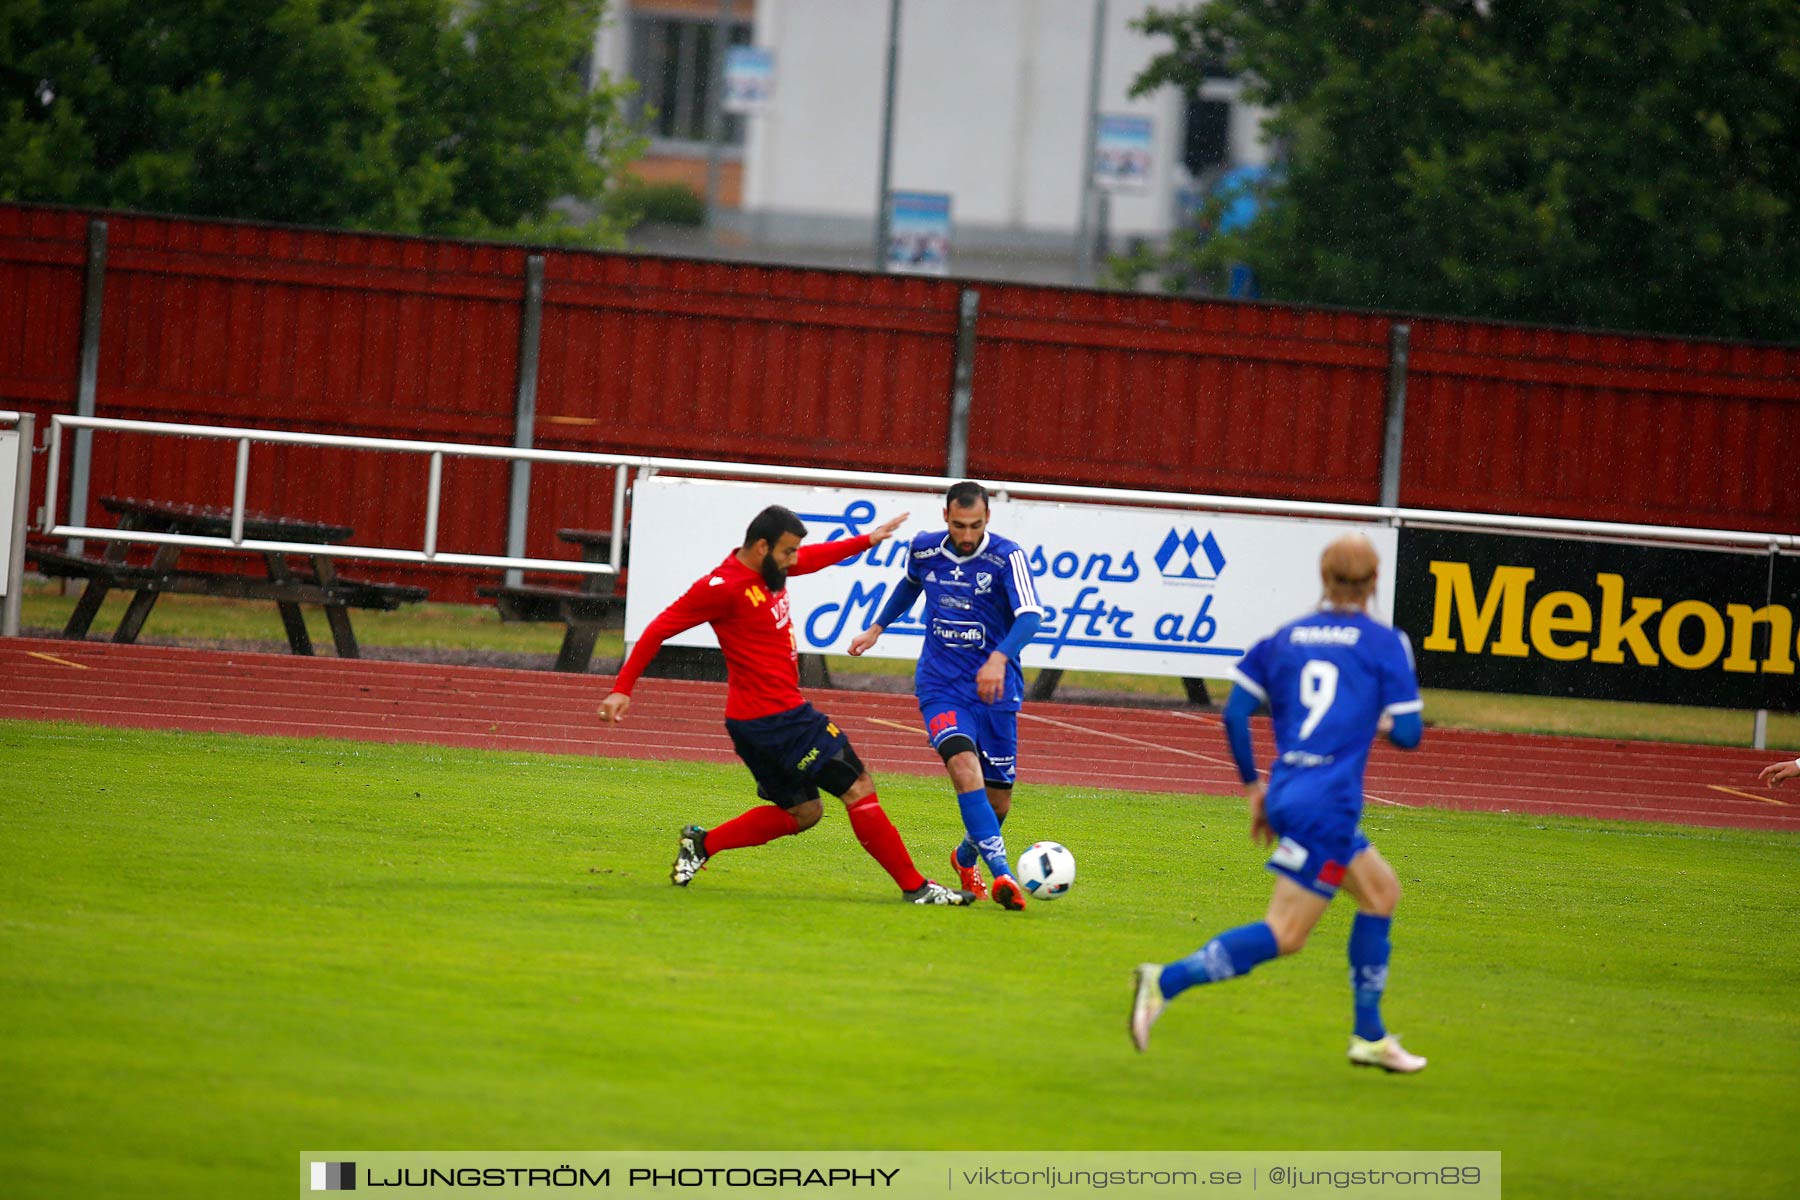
[1348,1034,1428,1074]
[903,879,977,906]
[950,849,989,900]
[990,874,1027,912]
[1128,963,1166,1052]
[670,824,709,886]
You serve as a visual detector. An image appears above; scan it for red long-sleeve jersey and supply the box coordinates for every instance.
[610,535,873,720]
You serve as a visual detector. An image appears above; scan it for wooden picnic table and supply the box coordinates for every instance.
[478,527,626,672]
[26,496,427,656]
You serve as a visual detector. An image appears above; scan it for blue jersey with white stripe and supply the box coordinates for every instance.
[1231,609,1421,811]
[905,530,1045,711]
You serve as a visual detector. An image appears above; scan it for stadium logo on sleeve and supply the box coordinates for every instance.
[310,1162,356,1191]
[1155,528,1227,582]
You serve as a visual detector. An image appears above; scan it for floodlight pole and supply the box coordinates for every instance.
[703,0,733,236]
[873,0,902,271]
[1075,0,1107,284]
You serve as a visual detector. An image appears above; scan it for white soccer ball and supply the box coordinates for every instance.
[1017,841,1076,900]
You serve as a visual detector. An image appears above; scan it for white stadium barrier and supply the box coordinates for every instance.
[1,410,34,638]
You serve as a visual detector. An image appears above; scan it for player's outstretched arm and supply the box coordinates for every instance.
[847,625,883,656]
[869,511,910,544]
[855,574,924,656]
[1760,758,1800,787]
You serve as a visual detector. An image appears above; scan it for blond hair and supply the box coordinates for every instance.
[1320,533,1379,608]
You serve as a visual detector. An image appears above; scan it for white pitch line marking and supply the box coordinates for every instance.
[26,651,90,670]
[1707,784,1789,807]
[1163,709,1221,726]
[1019,711,1239,770]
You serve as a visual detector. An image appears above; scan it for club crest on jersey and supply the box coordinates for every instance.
[975,571,992,594]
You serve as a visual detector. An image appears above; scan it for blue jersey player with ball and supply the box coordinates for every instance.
[849,482,1046,911]
[1129,533,1429,1072]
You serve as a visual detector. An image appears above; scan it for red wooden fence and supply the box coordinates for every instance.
[3,201,1795,607]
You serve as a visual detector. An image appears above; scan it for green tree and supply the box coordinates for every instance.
[0,0,645,245]
[1132,0,1800,342]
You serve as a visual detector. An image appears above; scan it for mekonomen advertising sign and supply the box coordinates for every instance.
[1396,527,1799,712]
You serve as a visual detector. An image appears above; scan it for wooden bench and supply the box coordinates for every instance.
[477,582,626,672]
[476,527,628,673]
[27,496,429,657]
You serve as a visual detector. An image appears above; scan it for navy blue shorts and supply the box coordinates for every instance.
[725,702,858,808]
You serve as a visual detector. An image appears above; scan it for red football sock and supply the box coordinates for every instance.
[845,795,926,892]
[704,804,801,854]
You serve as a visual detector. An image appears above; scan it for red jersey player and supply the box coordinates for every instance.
[598,504,975,905]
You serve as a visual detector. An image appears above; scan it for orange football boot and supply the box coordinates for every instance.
[950,849,989,901]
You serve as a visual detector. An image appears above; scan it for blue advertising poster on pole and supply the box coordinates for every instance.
[724,46,774,113]
[885,191,952,276]
[1094,114,1153,192]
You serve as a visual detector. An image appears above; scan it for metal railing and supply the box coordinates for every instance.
[20,412,1797,745]
[37,414,1799,575]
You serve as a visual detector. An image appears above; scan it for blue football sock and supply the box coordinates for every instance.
[955,788,1010,879]
[1349,912,1392,1042]
[1161,921,1279,999]
[954,806,1006,870]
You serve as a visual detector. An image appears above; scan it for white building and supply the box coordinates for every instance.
[593,0,1272,284]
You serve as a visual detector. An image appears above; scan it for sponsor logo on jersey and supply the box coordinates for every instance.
[940,594,972,611]
[928,710,959,735]
[1270,837,1309,871]
[931,620,986,646]
[1291,625,1362,646]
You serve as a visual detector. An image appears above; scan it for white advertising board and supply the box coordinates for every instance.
[0,431,17,599]
[625,478,1397,681]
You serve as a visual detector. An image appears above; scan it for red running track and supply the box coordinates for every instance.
[3,638,1794,832]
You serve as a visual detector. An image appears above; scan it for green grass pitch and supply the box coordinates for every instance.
[3,719,1797,1198]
